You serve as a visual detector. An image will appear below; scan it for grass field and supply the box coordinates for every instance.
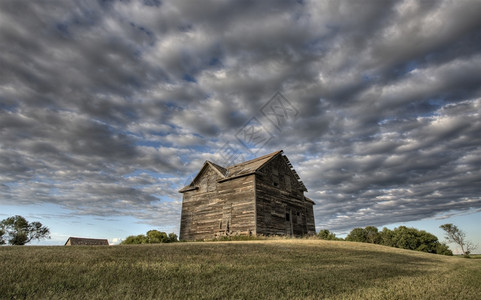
[1,239,480,299]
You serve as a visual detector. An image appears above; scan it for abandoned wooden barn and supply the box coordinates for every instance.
[64,237,109,246]
[179,150,315,240]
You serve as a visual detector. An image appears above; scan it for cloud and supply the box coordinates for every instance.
[1,0,480,235]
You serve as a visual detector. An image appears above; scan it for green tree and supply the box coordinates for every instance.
[413,230,439,253]
[436,242,453,256]
[440,223,476,257]
[380,227,394,247]
[120,235,135,244]
[348,225,452,255]
[167,232,178,243]
[147,230,168,243]
[389,226,451,255]
[364,226,381,244]
[346,226,380,244]
[0,215,50,245]
[346,227,367,243]
[121,230,178,244]
[391,226,414,250]
[317,229,338,240]
[122,234,148,244]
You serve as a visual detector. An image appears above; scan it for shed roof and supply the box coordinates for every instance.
[65,237,109,246]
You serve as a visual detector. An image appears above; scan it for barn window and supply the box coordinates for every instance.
[273,175,279,187]
[285,212,290,221]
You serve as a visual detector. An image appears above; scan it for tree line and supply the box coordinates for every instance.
[0,215,178,246]
[345,226,452,255]
[121,230,178,244]
[318,224,476,257]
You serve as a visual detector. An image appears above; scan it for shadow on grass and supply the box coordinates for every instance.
[167,242,438,298]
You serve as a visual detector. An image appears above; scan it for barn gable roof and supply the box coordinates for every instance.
[65,237,109,246]
[179,150,308,192]
[225,150,283,178]
[178,160,227,193]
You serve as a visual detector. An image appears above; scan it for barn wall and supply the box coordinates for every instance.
[255,155,315,236]
[217,175,256,236]
[305,202,316,234]
[179,167,256,240]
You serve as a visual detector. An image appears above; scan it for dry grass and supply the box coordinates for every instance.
[1,239,480,299]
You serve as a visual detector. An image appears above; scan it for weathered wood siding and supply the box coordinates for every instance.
[180,166,256,240]
[304,201,315,234]
[255,155,316,236]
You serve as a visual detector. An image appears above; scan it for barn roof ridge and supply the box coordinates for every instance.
[179,150,309,192]
[224,150,284,177]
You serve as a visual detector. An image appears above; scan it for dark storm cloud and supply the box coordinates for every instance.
[1,0,480,233]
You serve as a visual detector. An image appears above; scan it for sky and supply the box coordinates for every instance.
[0,0,480,251]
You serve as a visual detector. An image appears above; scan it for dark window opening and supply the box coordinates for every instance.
[286,212,290,221]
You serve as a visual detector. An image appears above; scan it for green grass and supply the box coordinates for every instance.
[1,240,480,299]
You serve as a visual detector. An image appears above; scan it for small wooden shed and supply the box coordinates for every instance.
[64,237,109,246]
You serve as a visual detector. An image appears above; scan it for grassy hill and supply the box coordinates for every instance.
[1,239,480,299]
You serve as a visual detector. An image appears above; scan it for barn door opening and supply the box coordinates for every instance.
[286,208,293,236]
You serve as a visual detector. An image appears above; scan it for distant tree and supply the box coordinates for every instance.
[167,232,178,243]
[390,226,437,253]
[380,227,394,247]
[346,227,367,243]
[391,226,414,250]
[387,226,452,255]
[346,226,380,243]
[0,215,50,245]
[120,235,135,244]
[347,225,452,255]
[436,242,453,256]
[440,224,476,257]
[121,230,178,244]
[122,234,148,244]
[364,226,381,244]
[317,229,339,240]
[414,231,439,253]
[147,230,167,243]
